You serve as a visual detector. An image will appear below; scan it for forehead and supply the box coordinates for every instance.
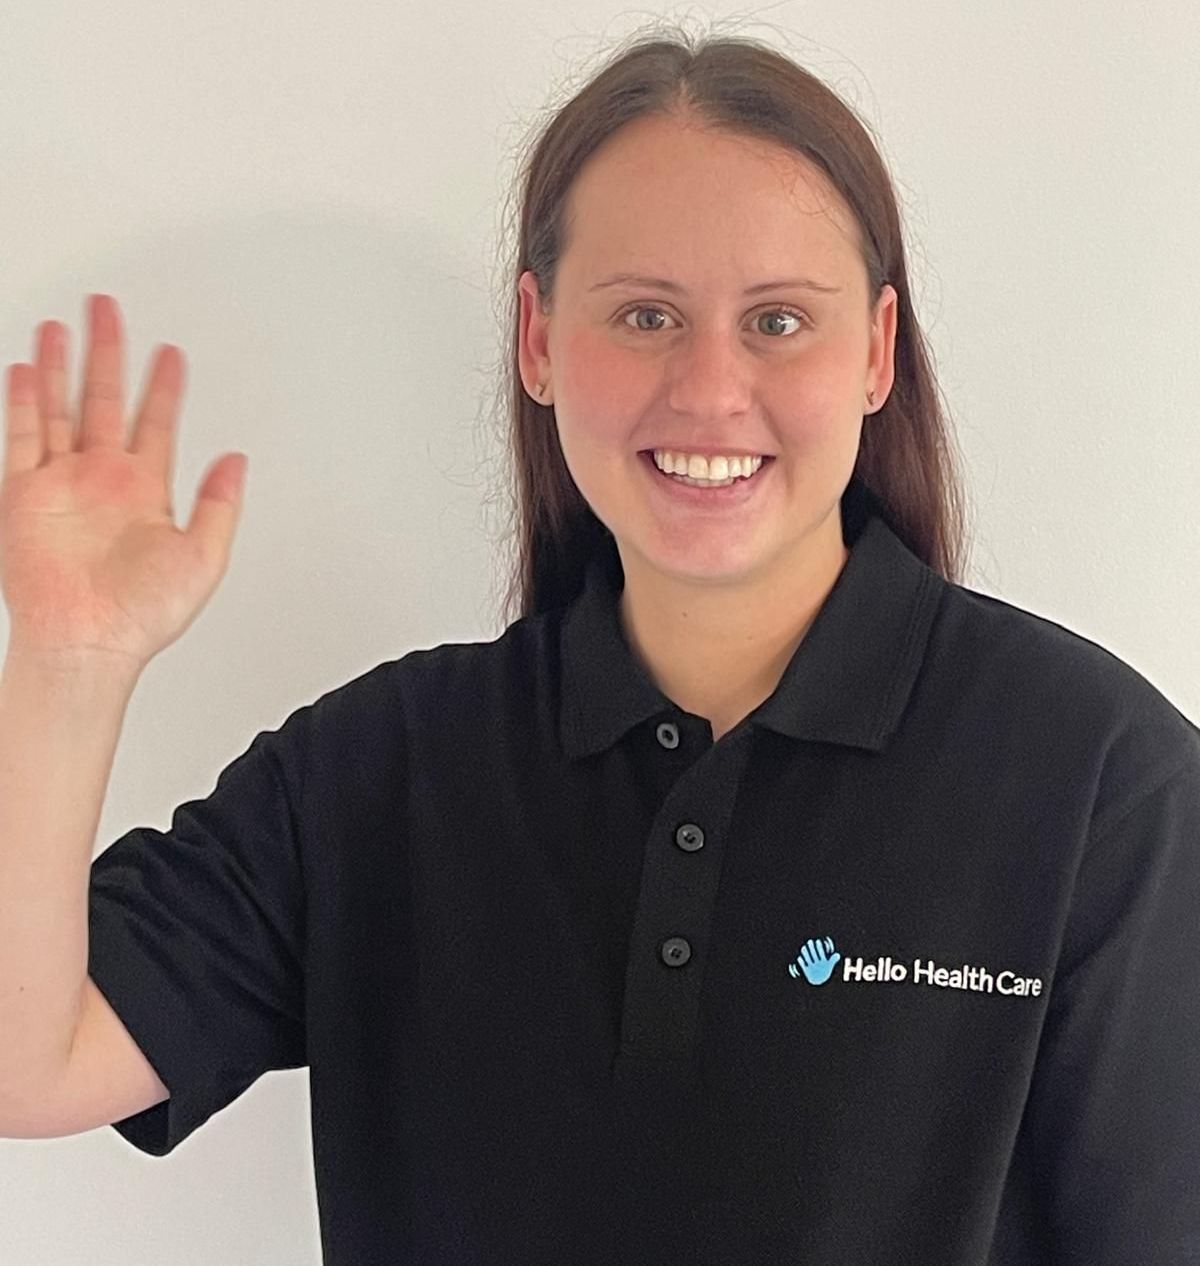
[560,113,861,280]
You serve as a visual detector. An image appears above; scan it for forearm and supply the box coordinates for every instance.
[0,645,141,1106]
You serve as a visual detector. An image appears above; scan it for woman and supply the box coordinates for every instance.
[4,24,1198,1266]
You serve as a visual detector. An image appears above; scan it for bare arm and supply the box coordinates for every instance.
[0,294,246,1132]
[0,645,141,1120]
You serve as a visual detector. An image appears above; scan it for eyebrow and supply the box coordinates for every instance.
[588,272,842,296]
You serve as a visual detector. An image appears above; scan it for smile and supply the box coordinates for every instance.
[639,450,775,508]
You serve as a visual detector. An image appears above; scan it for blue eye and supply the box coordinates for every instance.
[617,305,810,335]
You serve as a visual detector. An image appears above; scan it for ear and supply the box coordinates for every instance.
[517,270,553,403]
[866,283,898,412]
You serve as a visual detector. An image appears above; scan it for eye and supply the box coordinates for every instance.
[616,304,810,336]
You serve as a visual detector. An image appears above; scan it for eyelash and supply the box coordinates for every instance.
[614,303,811,335]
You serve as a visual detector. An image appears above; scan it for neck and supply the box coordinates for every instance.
[616,512,851,742]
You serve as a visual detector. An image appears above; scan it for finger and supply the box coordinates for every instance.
[35,320,73,457]
[78,294,125,450]
[3,362,43,478]
[184,452,247,579]
[129,343,185,504]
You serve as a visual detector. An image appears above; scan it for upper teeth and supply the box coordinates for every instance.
[653,450,765,480]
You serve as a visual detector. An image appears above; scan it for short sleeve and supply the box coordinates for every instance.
[87,712,309,1157]
[991,740,1200,1264]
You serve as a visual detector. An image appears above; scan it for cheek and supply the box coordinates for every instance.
[773,345,864,436]
[558,327,637,405]
[553,330,644,460]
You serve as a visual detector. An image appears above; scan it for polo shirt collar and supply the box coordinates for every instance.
[559,477,945,760]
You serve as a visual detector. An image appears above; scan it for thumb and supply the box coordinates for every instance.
[184,452,248,572]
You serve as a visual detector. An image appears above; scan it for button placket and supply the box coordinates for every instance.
[660,822,704,965]
[615,730,752,1072]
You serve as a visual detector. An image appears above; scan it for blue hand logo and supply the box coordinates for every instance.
[788,936,842,985]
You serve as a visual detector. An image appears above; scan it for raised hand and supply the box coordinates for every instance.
[0,295,248,670]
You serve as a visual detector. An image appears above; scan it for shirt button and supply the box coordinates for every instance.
[675,823,705,852]
[661,936,692,967]
[656,721,680,749]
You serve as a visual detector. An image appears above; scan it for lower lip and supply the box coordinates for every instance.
[640,451,775,508]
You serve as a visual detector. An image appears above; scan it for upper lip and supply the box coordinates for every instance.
[641,445,775,458]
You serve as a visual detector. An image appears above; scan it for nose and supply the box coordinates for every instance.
[663,328,755,418]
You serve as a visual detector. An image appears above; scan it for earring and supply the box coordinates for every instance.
[867,389,876,407]
[535,382,547,399]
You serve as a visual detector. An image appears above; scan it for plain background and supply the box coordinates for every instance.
[1,2,1197,1262]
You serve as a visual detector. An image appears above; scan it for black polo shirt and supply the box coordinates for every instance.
[87,479,1200,1264]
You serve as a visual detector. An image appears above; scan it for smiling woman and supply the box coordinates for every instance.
[501,27,970,635]
[483,23,1199,1264]
[508,50,930,741]
[30,14,1196,1266]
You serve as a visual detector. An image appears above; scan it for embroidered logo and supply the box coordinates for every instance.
[788,936,842,985]
[788,936,1044,997]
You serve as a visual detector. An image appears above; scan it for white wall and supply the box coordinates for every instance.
[1,2,1197,1261]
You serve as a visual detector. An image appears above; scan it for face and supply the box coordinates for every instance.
[518,111,897,594]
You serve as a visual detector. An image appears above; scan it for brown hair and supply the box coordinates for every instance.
[489,21,972,626]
